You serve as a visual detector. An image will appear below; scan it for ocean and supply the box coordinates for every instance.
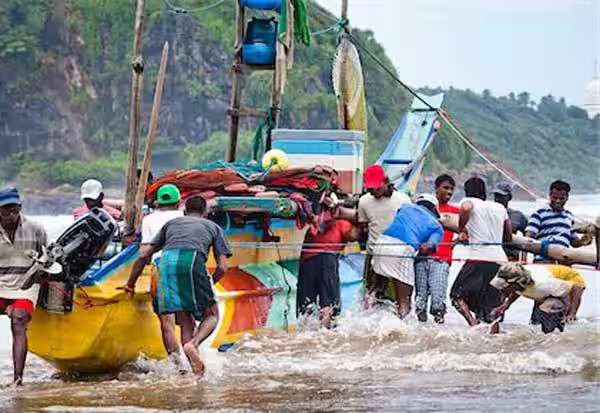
[0,196,598,412]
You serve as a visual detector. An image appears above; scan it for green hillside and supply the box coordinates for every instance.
[0,1,597,194]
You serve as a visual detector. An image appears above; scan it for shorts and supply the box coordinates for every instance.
[536,297,566,334]
[450,261,503,323]
[297,253,341,316]
[0,298,34,315]
[154,249,216,321]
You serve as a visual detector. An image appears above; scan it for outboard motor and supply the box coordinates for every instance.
[36,208,117,313]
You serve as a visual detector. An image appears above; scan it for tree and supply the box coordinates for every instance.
[517,92,530,107]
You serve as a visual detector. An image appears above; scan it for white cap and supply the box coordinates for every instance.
[415,193,439,208]
[80,179,103,200]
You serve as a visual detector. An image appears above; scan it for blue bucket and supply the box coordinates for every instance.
[242,42,276,65]
[241,0,282,13]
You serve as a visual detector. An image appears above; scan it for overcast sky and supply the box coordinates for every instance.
[316,0,599,107]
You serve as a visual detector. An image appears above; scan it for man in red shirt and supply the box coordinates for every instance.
[414,174,459,323]
[297,217,359,328]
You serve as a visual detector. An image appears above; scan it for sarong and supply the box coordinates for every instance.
[154,249,215,321]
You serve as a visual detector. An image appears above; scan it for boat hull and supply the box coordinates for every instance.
[28,220,310,373]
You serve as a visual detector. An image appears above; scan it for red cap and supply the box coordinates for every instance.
[363,165,387,189]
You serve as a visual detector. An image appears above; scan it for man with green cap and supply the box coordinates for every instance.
[138,184,184,365]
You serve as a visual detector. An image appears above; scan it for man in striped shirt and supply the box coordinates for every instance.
[524,180,590,324]
[525,180,589,256]
[0,187,48,385]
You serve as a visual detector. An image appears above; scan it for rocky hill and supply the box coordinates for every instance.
[1,0,597,195]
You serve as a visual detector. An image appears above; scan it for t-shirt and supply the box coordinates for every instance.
[434,202,460,263]
[141,209,183,262]
[301,219,354,262]
[141,209,183,243]
[357,191,411,253]
[0,216,47,303]
[382,204,444,249]
[460,197,508,262]
[151,216,232,264]
[73,204,122,221]
[525,206,575,260]
[520,265,586,301]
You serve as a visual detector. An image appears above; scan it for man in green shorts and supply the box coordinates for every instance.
[122,196,231,375]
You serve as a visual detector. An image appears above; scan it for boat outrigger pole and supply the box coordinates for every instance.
[124,0,146,236]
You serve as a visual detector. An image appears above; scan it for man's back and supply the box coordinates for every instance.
[358,191,410,251]
[383,204,442,248]
[152,216,229,263]
[462,197,508,262]
[141,209,183,244]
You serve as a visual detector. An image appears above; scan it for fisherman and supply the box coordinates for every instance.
[297,214,359,329]
[489,262,586,333]
[73,179,122,221]
[524,180,591,324]
[414,174,459,323]
[371,194,443,318]
[356,165,411,305]
[450,177,512,331]
[492,181,528,261]
[0,187,48,385]
[139,184,184,361]
[122,196,231,375]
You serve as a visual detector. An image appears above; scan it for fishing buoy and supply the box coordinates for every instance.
[262,149,289,172]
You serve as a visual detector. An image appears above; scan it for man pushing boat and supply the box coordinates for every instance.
[121,196,231,375]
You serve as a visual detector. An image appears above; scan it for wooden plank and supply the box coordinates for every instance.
[227,1,246,162]
[134,42,169,227]
[123,0,146,237]
[440,214,597,266]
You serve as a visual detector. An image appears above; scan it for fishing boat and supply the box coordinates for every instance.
[25,0,599,375]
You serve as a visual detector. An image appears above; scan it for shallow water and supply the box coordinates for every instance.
[0,199,599,412]
[0,308,598,412]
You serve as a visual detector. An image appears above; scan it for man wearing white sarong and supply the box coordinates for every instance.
[372,194,443,318]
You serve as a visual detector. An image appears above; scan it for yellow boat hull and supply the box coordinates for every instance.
[28,222,305,373]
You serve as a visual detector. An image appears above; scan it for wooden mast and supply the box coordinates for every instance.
[134,42,169,228]
[227,1,245,162]
[123,0,146,236]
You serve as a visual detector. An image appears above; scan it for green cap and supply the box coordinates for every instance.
[156,184,181,206]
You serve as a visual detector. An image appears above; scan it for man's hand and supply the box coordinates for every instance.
[490,305,506,320]
[418,243,436,255]
[565,313,577,323]
[116,284,135,297]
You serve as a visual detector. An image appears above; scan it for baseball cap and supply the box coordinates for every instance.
[0,187,21,206]
[415,193,439,208]
[492,181,513,196]
[490,262,533,290]
[80,179,103,200]
[157,184,181,206]
[363,165,387,189]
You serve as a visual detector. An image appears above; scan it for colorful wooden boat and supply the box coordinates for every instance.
[26,92,439,373]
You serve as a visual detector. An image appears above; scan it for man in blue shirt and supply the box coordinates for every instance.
[372,194,443,318]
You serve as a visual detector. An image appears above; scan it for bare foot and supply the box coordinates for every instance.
[183,342,205,376]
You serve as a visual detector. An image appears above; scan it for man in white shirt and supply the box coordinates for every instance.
[141,184,184,263]
[450,177,512,329]
[357,165,411,304]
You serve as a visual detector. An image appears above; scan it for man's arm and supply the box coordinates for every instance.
[212,254,229,284]
[491,290,520,319]
[457,200,473,241]
[524,211,541,239]
[503,218,513,244]
[122,244,159,293]
[566,285,585,322]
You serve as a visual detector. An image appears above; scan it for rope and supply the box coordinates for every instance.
[343,31,542,201]
[164,0,227,14]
